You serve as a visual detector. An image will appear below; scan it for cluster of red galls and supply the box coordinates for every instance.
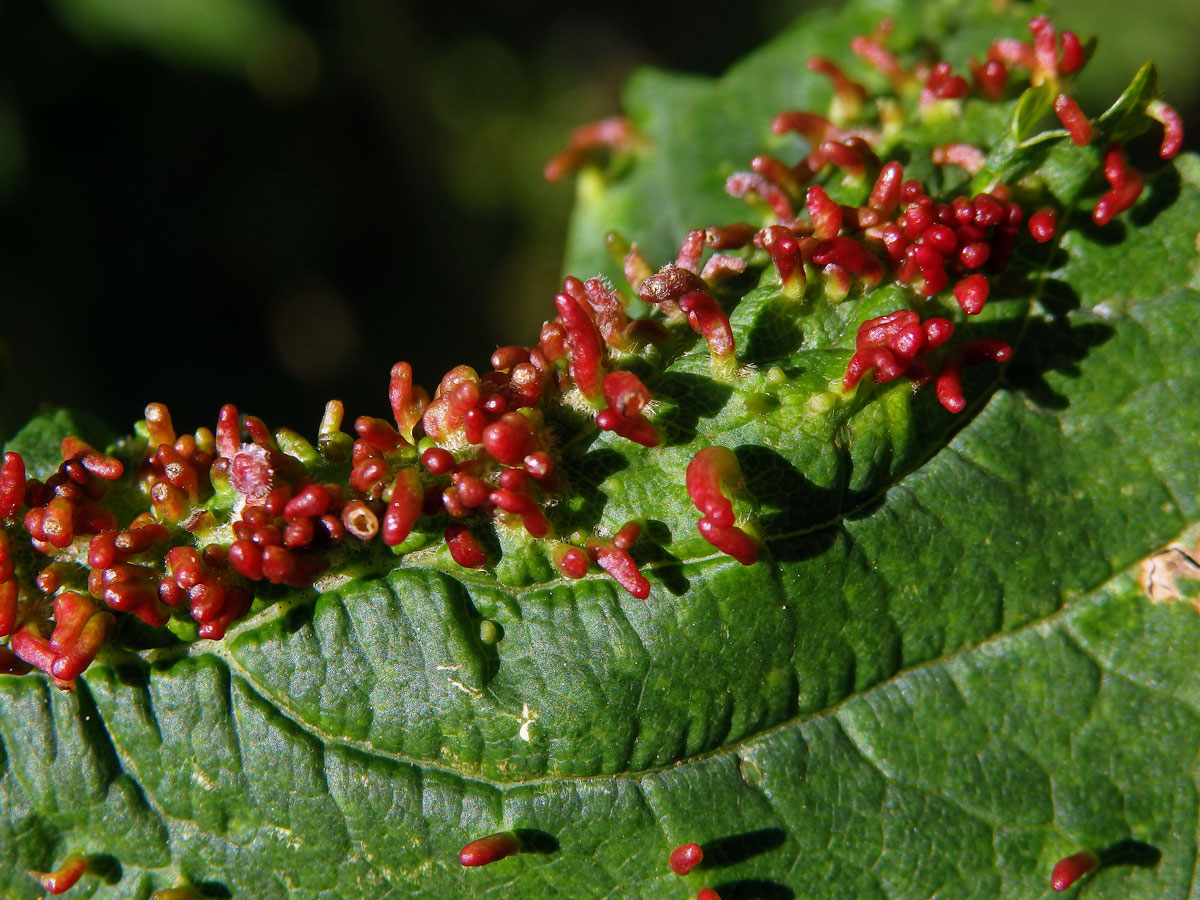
[1,441,138,685]
[0,408,262,685]
[0,240,754,687]
[538,11,1183,578]
[3,13,1185,689]
[221,352,661,600]
[728,156,1047,410]
[347,341,661,595]
[715,13,1179,412]
[844,309,1012,414]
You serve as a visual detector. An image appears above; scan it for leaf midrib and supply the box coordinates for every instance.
[109,502,1181,795]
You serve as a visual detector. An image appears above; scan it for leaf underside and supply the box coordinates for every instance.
[3,1,1200,898]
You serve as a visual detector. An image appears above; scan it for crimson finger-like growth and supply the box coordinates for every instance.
[687,448,761,565]
[458,831,521,867]
[29,854,88,895]
[669,842,704,876]
[1050,849,1099,891]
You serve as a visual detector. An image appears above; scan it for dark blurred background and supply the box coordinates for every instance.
[0,0,1195,439]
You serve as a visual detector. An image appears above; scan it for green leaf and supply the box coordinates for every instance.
[1098,62,1160,142]
[3,409,115,481]
[971,81,1065,193]
[3,1,1199,898]
[48,0,291,73]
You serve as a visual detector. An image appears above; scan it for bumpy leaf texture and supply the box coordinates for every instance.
[2,1,1199,898]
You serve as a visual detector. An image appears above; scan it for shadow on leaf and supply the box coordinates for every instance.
[1074,215,1127,247]
[113,660,151,689]
[640,519,690,596]
[734,445,841,562]
[714,879,795,900]
[741,297,806,365]
[563,447,628,526]
[1099,838,1161,871]
[444,574,502,687]
[701,827,787,867]
[654,372,734,445]
[1130,164,1180,228]
[1005,278,1115,410]
[116,615,186,651]
[513,828,560,855]
[89,854,122,885]
[283,602,315,635]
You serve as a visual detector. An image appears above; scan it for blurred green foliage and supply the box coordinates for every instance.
[50,0,291,72]
[1054,0,1200,113]
[0,0,1192,440]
